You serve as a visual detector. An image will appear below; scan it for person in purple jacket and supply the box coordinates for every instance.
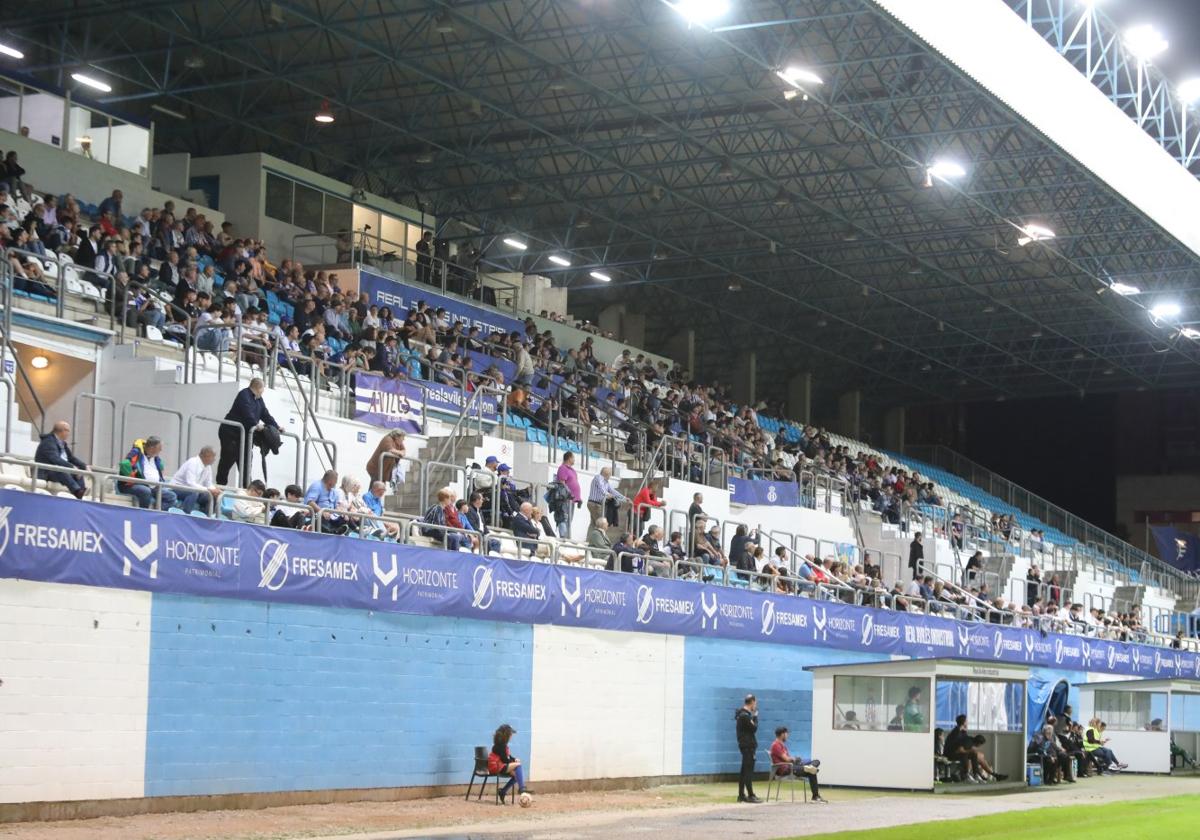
[554,451,582,539]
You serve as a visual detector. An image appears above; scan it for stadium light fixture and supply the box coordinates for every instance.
[502,237,527,250]
[590,271,612,282]
[314,101,335,124]
[1017,223,1056,246]
[1125,25,1168,61]
[1181,327,1200,340]
[1109,281,1140,296]
[669,0,731,26]
[925,160,966,186]
[1150,302,1182,320]
[548,255,572,267]
[775,66,823,88]
[30,355,49,369]
[1179,78,1200,105]
[71,72,112,93]
[0,43,24,60]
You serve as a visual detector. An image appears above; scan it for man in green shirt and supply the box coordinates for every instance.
[903,685,926,732]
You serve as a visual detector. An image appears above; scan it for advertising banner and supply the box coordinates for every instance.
[0,490,1195,680]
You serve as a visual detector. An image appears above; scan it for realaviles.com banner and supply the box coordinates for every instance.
[0,490,1195,680]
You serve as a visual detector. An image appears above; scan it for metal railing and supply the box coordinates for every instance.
[290,229,521,312]
[906,442,1194,597]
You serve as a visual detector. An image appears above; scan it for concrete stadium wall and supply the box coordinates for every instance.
[0,576,1162,816]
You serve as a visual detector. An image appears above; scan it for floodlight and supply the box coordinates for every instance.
[671,0,731,25]
[1125,25,1168,61]
[775,66,823,87]
[1017,223,1055,246]
[71,72,112,92]
[1150,302,1181,319]
[1179,78,1200,105]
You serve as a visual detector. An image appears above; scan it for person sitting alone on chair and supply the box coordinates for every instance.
[768,726,826,803]
[487,723,533,804]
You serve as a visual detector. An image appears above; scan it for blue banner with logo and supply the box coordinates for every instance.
[353,372,499,429]
[359,270,523,338]
[1150,525,1200,573]
[728,478,800,507]
[0,489,1197,680]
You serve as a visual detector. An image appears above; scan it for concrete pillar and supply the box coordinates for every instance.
[837,390,861,439]
[883,406,906,452]
[598,304,624,338]
[733,351,757,407]
[788,372,813,424]
[664,328,695,376]
[621,310,646,349]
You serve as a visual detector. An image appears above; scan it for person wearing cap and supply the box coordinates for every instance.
[735,694,761,803]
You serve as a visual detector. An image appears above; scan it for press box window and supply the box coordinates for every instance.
[1094,690,1168,731]
[833,676,930,733]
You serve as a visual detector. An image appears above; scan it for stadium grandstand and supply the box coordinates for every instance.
[1,1,1200,838]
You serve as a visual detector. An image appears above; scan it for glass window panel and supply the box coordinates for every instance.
[352,204,380,253]
[292,183,323,231]
[0,79,21,135]
[264,173,293,223]
[1171,694,1200,732]
[833,676,930,733]
[322,194,352,234]
[104,116,150,176]
[18,90,65,147]
[380,214,407,255]
[937,680,1023,732]
[1094,691,1168,731]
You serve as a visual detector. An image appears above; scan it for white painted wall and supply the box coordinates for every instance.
[530,625,683,779]
[0,128,222,225]
[0,579,150,803]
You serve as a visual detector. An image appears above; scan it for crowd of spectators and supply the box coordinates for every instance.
[8,159,1193,653]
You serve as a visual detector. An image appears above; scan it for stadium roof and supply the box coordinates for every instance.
[9,0,1200,407]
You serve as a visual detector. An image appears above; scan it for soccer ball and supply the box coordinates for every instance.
[519,792,533,808]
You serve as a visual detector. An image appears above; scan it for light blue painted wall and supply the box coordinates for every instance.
[145,595,533,796]
[681,638,887,775]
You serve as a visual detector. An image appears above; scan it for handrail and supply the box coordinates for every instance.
[3,459,1196,652]
[301,437,339,485]
[185,415,247,486]
[72,393,118,469]
[429,385,494,465]
[905,442,1190,593]
[118,402,185,465]
[7,347,47,437]
[0,375,13,452]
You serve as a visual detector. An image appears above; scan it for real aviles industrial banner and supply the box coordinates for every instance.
[0,488,1197,680]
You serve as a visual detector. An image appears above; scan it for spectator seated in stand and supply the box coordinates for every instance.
[117,436,177,509]
[304,469,348,534]
[421,487,479,551]
[34,420,89,498]
[170,445,220,514]
[270,484,310,529]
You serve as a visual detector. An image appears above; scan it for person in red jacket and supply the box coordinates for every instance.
[632,481,665,530]
[488,723,532,803]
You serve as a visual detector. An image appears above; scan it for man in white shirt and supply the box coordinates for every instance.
[171,445,220,514]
